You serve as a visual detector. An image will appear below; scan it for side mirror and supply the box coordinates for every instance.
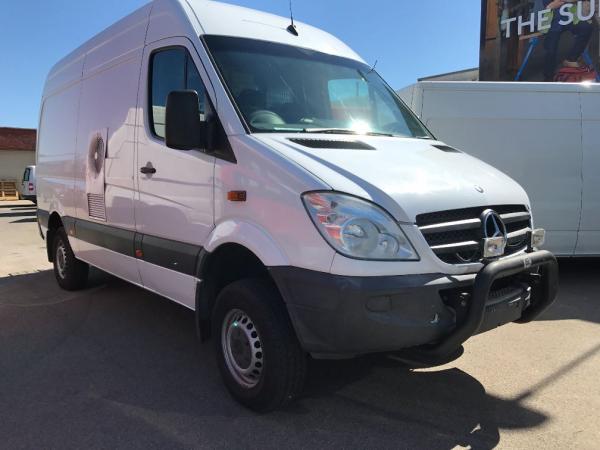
[165,90,204,150]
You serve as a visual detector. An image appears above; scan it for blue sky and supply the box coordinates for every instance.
[0,0,481,129]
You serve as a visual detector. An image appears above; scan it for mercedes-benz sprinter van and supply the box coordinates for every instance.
[37,0,558,412]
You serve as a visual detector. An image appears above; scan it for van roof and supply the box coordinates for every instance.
[43,0,363,98]
[186,0,362,61]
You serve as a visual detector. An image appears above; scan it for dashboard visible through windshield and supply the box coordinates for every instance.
[203,35,432,139]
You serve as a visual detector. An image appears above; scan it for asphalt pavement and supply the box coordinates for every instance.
[1,201,599,449]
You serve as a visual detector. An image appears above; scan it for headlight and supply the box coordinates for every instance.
[302,192,419,261]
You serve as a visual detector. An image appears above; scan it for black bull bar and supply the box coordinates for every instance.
[420,250,559,359]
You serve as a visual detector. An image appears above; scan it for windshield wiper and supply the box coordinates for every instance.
[303,128,394,137]
[365,131,395,137]
[303,128,356,134]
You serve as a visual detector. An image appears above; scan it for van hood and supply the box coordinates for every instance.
[255,134,530,223]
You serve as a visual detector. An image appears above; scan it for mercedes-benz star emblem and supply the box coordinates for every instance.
[481,209,508,241]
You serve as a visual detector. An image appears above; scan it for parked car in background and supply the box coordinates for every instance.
[36,0,558,412]
[399,81,600,257]
[20,165,36,204]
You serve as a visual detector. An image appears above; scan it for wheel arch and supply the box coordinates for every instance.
[203,219,289,267]
[195,239,286,342]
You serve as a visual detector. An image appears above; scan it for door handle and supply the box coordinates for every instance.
[140,165,156,175]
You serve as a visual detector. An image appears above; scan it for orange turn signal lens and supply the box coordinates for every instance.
[227,191,247,202]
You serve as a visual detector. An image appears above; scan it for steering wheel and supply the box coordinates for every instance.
[249,110,285,128]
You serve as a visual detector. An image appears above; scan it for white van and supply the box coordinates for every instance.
[37,0,558,411]
[399,81,600,257]
[20,165,36,204]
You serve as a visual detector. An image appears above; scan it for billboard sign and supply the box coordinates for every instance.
[480,1,600,82]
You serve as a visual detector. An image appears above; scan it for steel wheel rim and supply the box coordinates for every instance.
[221,308,264,389]
[56,242,67,279]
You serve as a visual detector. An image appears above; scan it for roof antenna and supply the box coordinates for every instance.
[287,0,299,36]
[368,59,378,74]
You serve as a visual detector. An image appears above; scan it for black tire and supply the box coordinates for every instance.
[52,227,89,291]
[213,278,307,412]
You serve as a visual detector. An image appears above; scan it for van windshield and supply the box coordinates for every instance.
[203,35,432,139]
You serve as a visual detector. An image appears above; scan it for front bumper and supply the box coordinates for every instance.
[270,250,558,359]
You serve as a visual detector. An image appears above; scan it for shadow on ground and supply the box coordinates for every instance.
[0,203,37,222]
[538,258,600,324]
[9,217,37,224]
[0,205,37,224]
[0,210,36,219]
[0,204,36,209]
[0,269,552,449]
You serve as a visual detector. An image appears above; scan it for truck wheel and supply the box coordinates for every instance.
[52,227,89,291]
[213,278,307,412]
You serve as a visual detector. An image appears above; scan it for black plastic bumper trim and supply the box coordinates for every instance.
[270,250,558,359]
[141,234,202,276]
[75,219,136,258]
[37,209,203,277]
[270,267,465,357]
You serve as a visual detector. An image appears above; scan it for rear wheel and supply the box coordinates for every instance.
[213,278,307,412]
[52,227,89,291]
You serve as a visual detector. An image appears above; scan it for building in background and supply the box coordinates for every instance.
[418,68,480,82]
[414,1,600,84]
[0,127,36,182]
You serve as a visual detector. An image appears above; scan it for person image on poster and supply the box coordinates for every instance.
[543,0,595,80]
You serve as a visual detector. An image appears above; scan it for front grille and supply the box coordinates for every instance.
[416,205,531,264]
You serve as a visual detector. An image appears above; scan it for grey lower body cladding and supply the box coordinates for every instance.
[270,251,558,359]
[37,209,203,277]
[38,210,559,361]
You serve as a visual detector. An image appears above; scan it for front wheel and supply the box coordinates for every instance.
[213,278,307,412]
[52,227,89,291]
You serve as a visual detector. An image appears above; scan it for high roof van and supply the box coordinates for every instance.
[37,0,558,411]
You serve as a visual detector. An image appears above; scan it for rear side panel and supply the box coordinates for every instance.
[71,8,148,284]
[577,91,600,255]
[37,80,82,223]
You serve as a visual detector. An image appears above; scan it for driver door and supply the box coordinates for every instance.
[134,38,216,308]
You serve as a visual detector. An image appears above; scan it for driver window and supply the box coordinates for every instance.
[150,47,207,139]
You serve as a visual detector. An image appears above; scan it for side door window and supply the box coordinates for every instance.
[150,47,207,139]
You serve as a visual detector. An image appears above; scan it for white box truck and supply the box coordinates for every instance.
[36,0,558,411]
[399,81,600,257]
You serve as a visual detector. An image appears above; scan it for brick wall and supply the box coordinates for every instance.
[0,127,36,182]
